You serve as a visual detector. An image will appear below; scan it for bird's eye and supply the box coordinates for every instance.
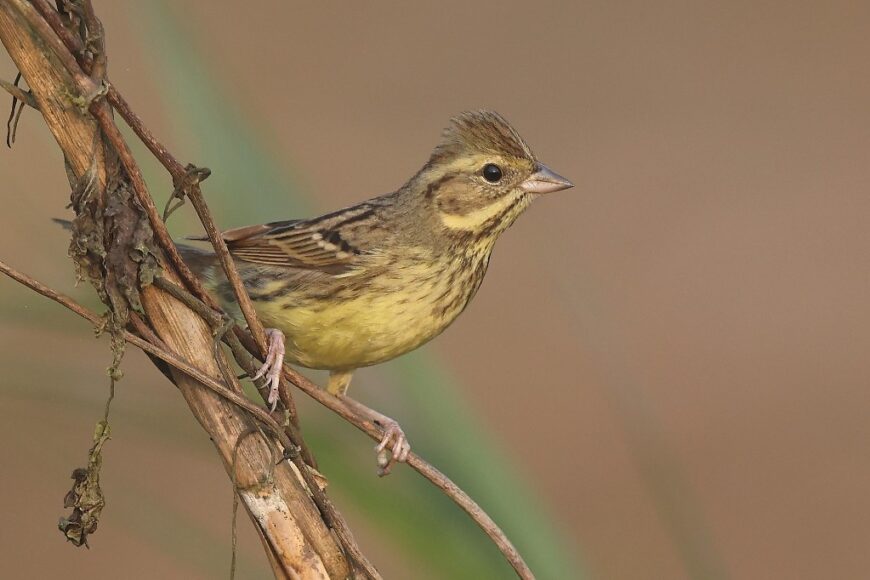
[482,163,503,183]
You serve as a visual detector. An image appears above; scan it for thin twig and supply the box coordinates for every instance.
[77,0,106,79]
[5,86,23,146]
[110,85,186,174]
[4,72,27,147]
[0,76,35,108]
[183,171,268,351]
[128,311,166,349]
[30,0,84,56]
[279,365,535,580]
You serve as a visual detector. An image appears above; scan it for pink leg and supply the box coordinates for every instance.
[252,328,285,411]
[338,395,411,476]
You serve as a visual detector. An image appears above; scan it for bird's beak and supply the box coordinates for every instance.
[520,164,574,194]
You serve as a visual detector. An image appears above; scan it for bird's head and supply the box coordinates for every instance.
[417,110,573,240]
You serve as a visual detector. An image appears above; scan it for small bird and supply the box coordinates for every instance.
[180,110,573,473]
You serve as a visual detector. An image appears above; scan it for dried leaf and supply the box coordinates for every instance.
[57,421,111,548]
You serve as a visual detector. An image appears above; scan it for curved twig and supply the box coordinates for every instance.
[280,365,535,580]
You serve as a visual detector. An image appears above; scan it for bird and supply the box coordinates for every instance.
[179,110,573,473]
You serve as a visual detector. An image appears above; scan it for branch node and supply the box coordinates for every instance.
[162,164,211,221]
[70,79,108,113]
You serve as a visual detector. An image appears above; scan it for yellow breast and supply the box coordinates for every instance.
[251,255,487,371]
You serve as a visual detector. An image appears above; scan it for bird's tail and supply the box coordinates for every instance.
[176,242,219,275]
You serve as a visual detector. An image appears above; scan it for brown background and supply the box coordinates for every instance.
[2,1,870,578]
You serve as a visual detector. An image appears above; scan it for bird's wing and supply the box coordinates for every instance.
[187,204,379,274]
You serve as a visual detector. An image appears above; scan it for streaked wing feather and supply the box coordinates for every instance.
[205,209,375,273]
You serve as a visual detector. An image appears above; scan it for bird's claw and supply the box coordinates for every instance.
[375,418,411,476]
[253,328,285,411]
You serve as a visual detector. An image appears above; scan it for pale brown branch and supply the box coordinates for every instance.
[0,1,355,577]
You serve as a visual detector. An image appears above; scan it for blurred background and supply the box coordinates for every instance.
[2,1,869,578]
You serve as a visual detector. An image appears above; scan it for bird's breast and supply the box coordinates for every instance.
[252,250,491,370]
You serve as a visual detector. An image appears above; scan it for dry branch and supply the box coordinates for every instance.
[0,1,535,579]
[0,1,357,577]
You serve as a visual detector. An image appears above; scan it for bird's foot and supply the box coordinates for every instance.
[333,393,411,476]
[252,328,285,411]
[374,416,411,477]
